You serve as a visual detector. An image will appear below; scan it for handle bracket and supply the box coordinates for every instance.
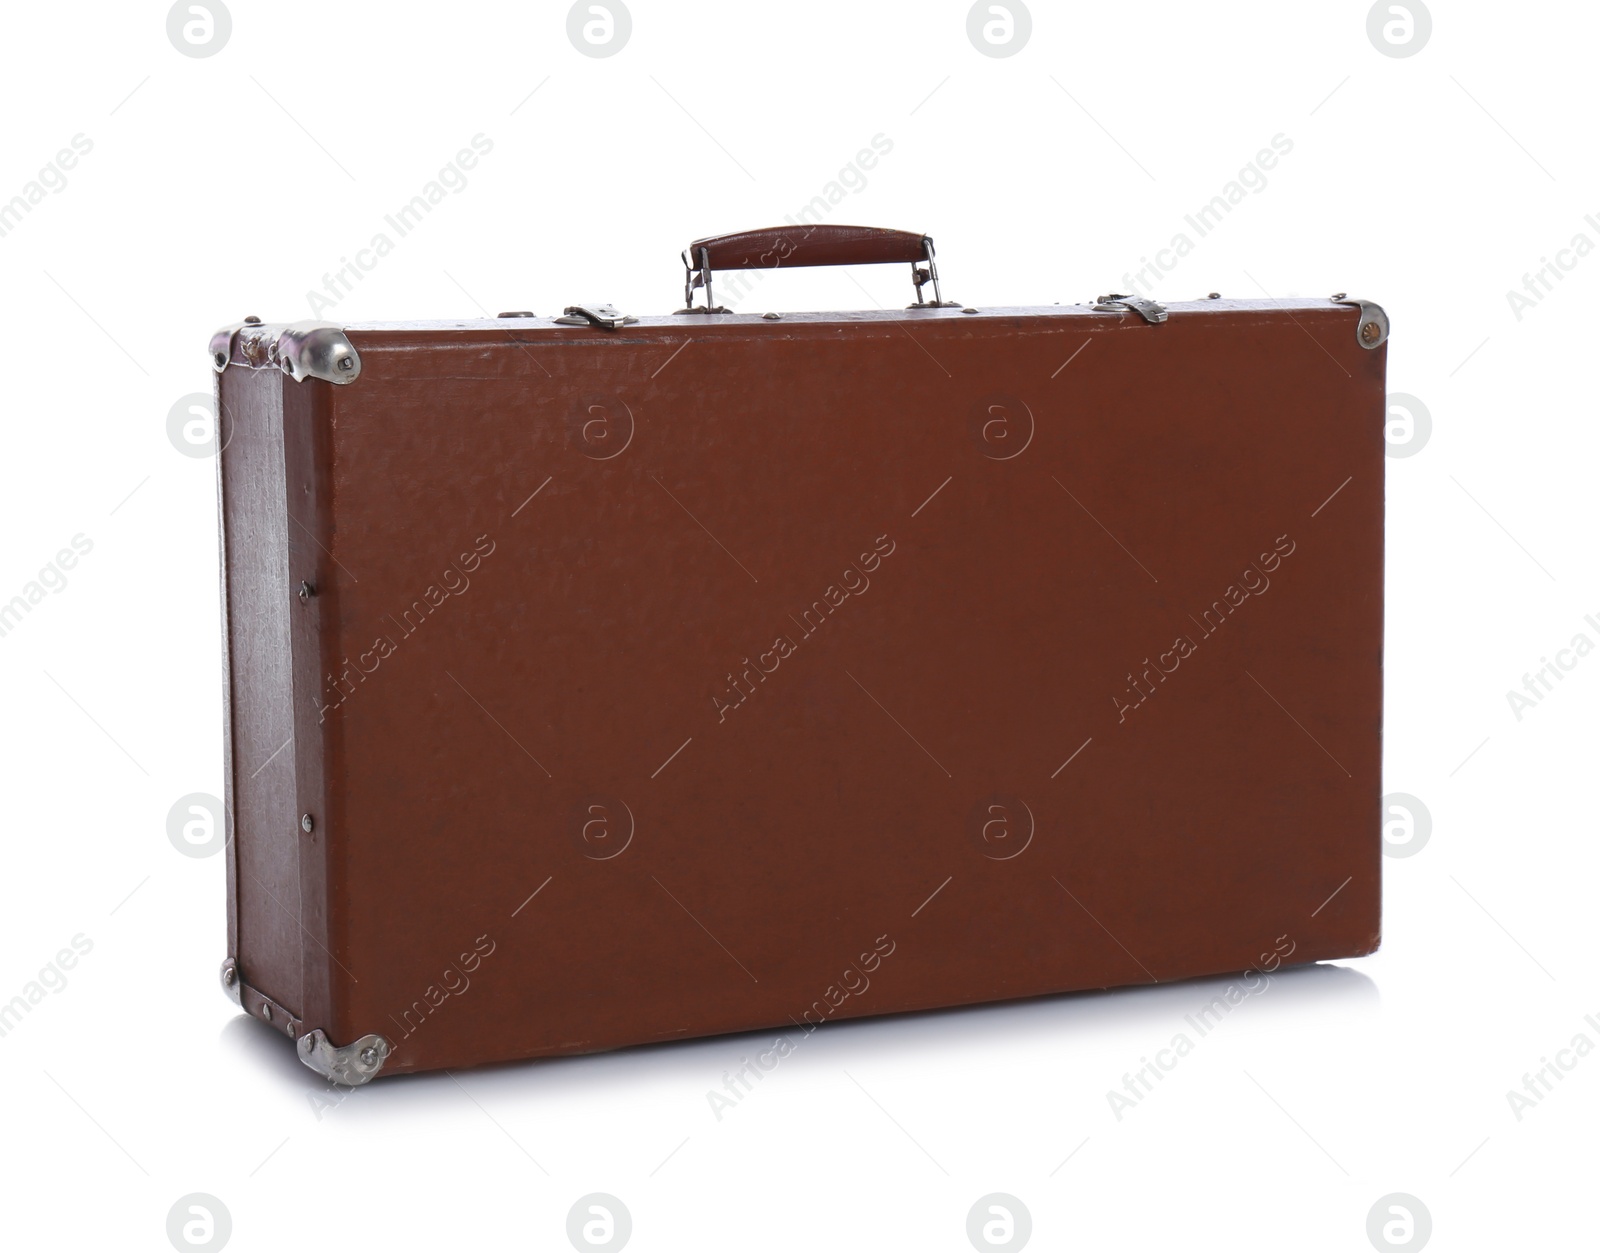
[911,262,958,310]
[681,247,730,315]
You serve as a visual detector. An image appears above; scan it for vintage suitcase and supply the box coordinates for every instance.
[211,224,1387,1084]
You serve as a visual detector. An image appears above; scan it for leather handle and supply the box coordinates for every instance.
[685,225,931,272]
[681,225,952,311]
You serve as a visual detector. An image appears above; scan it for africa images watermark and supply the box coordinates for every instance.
[308,935,499,1115]
[383,934,496,1050]
[1504,213,1600,322]
[1504,612,1599,721]
[1118,135,1295,297]
[0,934,95,1040]
[785,135,894,230]
[0,533,94,641]
[705,933,896,1122]
[0,134,93,241]
[316,534,496,721]
[1105,935,1296,1121]
[306,134,494,316]
[711,134,895,312]
[1504,1008,1600,1122]
[711,534,897,724]
[1114,535,1296,722]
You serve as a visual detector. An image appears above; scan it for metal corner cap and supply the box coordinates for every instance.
[209,320,363,384]
[297,1029,392,1086]
[1333,296,1389,349]
[208,326,237,374]
[281,322,362,383]
[219,957,243,1006]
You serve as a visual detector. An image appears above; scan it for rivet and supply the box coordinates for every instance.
[337,356,354,371]
[762,312,781,320]
[222,963,236,986]
[1208,292,1221,299]
[1331,292,1347,301]
[1361,321,1381,344]
[281,358,295,374]
[961,307,979,314]
[262,1004,273,1021]
[301,813,315,834]
[244,315,262,324]
[286,1022,296,1037]
[298,581,314,604]
[213,351,228,367]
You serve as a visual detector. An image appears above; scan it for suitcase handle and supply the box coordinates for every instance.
[680,225,956,313]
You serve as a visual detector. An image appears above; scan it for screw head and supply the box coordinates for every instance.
[359,1046,379,1067]
[1361,320,1382,344]
[301,813,315,834]
[337,355,354,371]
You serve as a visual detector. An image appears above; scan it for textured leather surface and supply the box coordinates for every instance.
[219,299,1385,1077]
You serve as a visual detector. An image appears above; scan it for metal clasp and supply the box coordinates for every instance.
[1093,294,1168,325]
[554,304,637,330]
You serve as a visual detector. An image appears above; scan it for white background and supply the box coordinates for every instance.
[1,1,1595,1250]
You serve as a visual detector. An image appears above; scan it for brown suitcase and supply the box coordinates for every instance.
[211,224,1387,1085]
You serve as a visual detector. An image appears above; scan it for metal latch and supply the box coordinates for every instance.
[554,304,637,330]
[1094,294,1168,325]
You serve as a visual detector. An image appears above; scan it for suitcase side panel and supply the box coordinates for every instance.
[218,367,304,1017]
[214,377,237,968]
[282,379,341,1041]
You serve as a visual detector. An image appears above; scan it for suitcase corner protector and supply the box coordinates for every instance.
[297,1029,393,1086]
[209,319,363,384]
[1331,295,1389,349]
[219,957,242,1007]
